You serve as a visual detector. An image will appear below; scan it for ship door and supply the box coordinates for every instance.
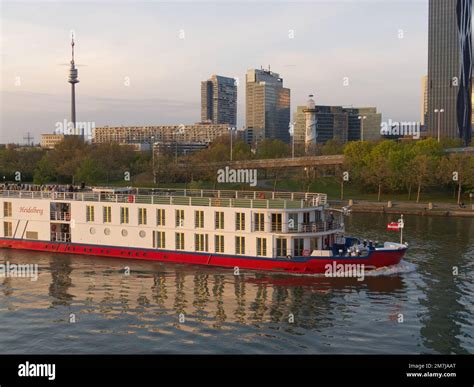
[275,238,287,257]
[293,238,304,257]
[271,213,282,232]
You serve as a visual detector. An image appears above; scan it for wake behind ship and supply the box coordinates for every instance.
[0,185,407,274]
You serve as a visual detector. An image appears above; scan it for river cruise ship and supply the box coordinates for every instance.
[0,186,407,274]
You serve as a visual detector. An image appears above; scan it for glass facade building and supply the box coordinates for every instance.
[246,69,291,143]
[201,75,237,127]
[292,106,381,145]
[427,0,472,145]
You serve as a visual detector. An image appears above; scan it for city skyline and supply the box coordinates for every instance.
[1,1,428,144]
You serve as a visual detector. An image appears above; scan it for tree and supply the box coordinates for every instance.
[321,139,344,155]
[49,136,89,182]
[33,155,56,184]
[256,139,289,159]
[438,154,474,204]
[74,157,104,185]
[91,142,136,182]
[232,141,253,161]
[342,141,374,184]
[362,141,398,201]
[412,154,438,203]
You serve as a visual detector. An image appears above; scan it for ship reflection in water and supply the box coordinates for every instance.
[0,213,473,354]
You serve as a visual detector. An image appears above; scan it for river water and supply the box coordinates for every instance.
[0,213,472,354]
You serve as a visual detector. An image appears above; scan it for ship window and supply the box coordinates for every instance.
[294,238,304,256]
[254,213,264,231]
[3,202,12,217]
[120,207,129,224]
[175,209,184,227]
[215,235,224,253]
[138,208,147,225]
[121,229,128,237]
[288,213,298,231]
[303,212,310,224]
[314,211,321,222]
[195,210,204,229]
[215,211,224,230]
[235,212,245,231]
[153,231,165,249]
[3,221,12,237]
[175,232,185,250]
[256,237,267,256]
[139,230,146,238]
[156,209,165,226]
[89,227,96,235]
[104,228,111,236]
[25,231,38,240]
[271,213,282,232]
[276,238,287,257]
[86,205,95,222]
[194,233,208,252]
[103,206,112,223]
[235,236,245,255]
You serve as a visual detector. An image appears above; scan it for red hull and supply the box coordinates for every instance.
[0,238,406,275]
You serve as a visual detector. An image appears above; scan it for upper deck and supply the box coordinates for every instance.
[0,186,327,210]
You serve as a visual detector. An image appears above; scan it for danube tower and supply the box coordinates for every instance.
[68,35,79,135]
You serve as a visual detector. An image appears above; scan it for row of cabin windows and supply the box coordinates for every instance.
[84,206,272,232]
[5,201,313,231]
[151,231,268,256]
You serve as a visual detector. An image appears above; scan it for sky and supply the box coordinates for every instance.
[0,0,428,144]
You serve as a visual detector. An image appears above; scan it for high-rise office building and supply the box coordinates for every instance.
[292,105,381,145]
[423,74,474,130]
[201,75,237,127]
[427,0,472,145]
[421,75,428,127]
[246,68,291,143]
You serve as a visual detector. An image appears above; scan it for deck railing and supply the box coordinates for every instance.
[50,212,71,221]
[50,232,71,242]
[288,221,344,233]
[0,188,327,210]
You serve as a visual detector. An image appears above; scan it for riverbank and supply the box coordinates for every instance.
[329,199,474,217]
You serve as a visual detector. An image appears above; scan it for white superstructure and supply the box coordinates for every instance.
[1,187,344,258]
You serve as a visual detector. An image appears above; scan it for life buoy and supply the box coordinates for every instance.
[128,195,135,203]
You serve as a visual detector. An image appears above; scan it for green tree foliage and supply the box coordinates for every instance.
[48,136,89,182]
[0,147,45,181]
[321,139,344,155]
[33,154,56,184]
[91,143,136,182]
[438,153,474,204]
[256,139,289,159]
[74,157,105,185]
[362,140,398,201]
